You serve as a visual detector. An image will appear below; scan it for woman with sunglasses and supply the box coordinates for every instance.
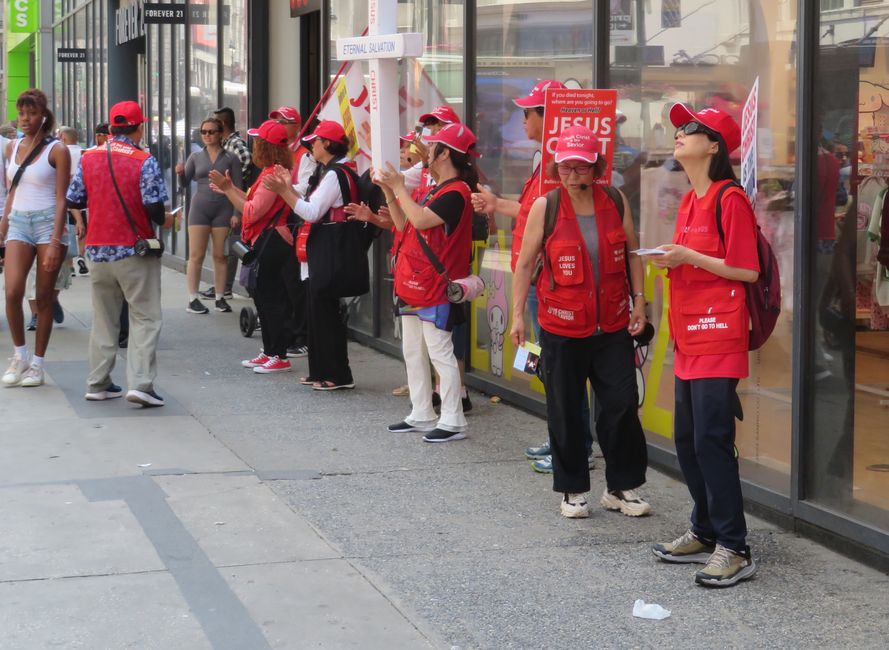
[645,105,759,588]
[176,117,242,315]
[511,125,650,519]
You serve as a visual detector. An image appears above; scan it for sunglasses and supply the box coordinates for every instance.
[200,129,220,135]
[556,163,593,175]
[674,121,719,140]
[523,108,544,118]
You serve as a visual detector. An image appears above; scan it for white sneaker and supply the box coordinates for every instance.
[560,492,590,518]
[19,364,44,387]
[600,488,651,517]
[2,356,30,386]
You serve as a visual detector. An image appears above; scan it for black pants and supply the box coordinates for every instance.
[306,285,352,385]
[284,274,308,348]
[253,231,300,359]
[224,226,241,293]
[539,328,648,494]
[674,377,747,553]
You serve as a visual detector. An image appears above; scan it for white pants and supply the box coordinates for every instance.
[401,314,467,433]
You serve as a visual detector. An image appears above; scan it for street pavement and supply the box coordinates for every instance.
[1,266,888,650]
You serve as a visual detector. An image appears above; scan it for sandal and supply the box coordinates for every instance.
[391,384,410,396]
[312,380,356,391]
[299,376,318,386]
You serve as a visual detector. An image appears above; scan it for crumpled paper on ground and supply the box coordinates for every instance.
[632,599,671,620]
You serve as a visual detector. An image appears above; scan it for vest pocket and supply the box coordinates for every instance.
[599,287,630,331]
[682,232,721,282]
[540,293,588,330]
[677,291,747,344]
[602,229,628,274]
[548,241,585,286]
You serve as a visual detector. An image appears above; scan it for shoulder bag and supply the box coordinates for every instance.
[106,142,164,257]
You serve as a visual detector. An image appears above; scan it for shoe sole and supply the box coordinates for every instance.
[422,432,467,443]
[525,452,550,460]
[651,547,714,564]
[20,379,44,387]
[242,360,267,368]
[85,391,123,401]
[695,561,757,587]
[387,425,435,433]
[601,495,651,517]
[253,367,292,374]
[126,391,164,407]
[186,308,209,314]
[286,351,309,358]
[215,307,232,312]
[312,383,355,390]
[560,504,590,518]
[531,461,553,474]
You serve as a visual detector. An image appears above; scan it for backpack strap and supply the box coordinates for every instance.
[714,180,744,244]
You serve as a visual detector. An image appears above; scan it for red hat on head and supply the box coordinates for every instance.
[418,105,460,125]
[513,80,566,108]
[554,125,600,164]
[268,106,301,123]
[110,101,147,127]
[246,119,289,146]
[302,120,348,143]
[425,123,480,157]
[399,131,416,143]
[669,103,742,153]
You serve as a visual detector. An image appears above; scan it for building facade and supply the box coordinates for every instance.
[47,0,889,564]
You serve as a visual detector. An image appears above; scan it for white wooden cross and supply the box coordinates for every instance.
[336,0,423,173]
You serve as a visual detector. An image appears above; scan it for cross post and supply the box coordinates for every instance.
[336,0,423,173]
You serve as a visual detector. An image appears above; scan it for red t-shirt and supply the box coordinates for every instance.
[674,191,760,380]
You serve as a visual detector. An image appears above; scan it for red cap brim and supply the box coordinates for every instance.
[246,128,261,137]
[513,95,544,108]
[553,151,598,164]
[669,103,697,128]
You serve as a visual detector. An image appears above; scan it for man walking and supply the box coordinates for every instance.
[66,101,172,407]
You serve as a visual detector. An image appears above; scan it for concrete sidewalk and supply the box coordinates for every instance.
[1,267,888,649]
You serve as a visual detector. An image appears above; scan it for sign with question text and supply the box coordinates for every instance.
[540,89,618,195]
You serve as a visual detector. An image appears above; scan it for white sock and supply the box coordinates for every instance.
[215,294,223,301]
[31,355,44,368]
[14,345,29,360]
[460,386,468,399]
[190,293,199,301]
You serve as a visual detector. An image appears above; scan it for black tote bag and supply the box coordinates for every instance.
[307,220,374,298]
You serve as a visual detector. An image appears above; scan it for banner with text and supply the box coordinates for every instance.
[741,77,759,206]
[540,88,618,195]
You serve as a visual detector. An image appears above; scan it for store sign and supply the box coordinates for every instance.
[540,88,618,194]
[116,0,145,45]
[8,0,38,33]
[57,48,88,63]
[609,0,635,46]
[290,0,322,18]
[143,3,185,24]
[741,77,759,206]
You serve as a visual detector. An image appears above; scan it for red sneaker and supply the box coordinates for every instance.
[241,352,269,368]
[253,356,292,374]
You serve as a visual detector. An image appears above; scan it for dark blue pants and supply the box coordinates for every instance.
[674,377,747,553]
[540,328,647,494]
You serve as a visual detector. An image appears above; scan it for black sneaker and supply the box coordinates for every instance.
[198,287,216,299]
[27,315,37,331]
[187,298,209,314]
[462,394,473,413]
[215,298,232,312]
[387,420,434,433]
[85,383,123,401]
[286,345,309,358]
[423,428,467,443]
[126,389,165,407]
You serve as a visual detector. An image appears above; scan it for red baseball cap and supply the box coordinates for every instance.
[553,125,600,164]
[418,105,460,125]
[669,103,742,153]
[110,101,147,127]
[426,123,479,157]
[399,131,416,144]
[269,106,301,124]
[246,119,289,146]
[302,120,348,144]
[513,80,565,108]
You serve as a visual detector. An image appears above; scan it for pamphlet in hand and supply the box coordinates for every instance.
[514,342,542,375]
[630,248,667,256]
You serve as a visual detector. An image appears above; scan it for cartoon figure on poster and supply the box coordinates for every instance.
[487,240,507,376]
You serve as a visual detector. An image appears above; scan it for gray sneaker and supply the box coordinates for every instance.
[695,544,757,587]
[530,453,596,474]
[524,441,550,459]
[652,529,716,564]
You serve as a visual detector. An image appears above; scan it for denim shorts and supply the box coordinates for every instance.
[7,207,62,247]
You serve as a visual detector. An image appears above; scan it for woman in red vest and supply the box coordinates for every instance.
[510,126,649,519]
[646,105,759,587]
[375,124,477,443]
[210,120,294,374]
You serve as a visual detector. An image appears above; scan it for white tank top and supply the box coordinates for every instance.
[6,138,60,212]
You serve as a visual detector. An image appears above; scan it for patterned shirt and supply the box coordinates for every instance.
[221,131,252,180]
[66,135,169,262]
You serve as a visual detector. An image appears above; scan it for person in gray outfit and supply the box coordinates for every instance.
[176,117,242,314]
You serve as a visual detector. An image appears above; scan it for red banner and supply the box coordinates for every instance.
[540,89,618,194]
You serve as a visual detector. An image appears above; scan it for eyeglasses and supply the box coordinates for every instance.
[674,121,718,140]
[200,129,220,135]
[523,108,543,118]
[556,163,593,175]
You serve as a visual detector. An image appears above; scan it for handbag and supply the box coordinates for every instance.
[106,143,164,257]
[237,207,291,292]
[413,227,485,304]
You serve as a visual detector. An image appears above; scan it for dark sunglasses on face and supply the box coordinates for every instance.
[200,129,220,135]
[557,163,593,175]
[674,121,718,140]
[523,108,544,118]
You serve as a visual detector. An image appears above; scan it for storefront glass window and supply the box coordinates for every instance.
[809,0,889,531]
[609,0,797,493]
[74,8,88,135]
[222,1,248,137]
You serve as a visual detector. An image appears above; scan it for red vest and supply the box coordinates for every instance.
[82,140,155,246]
[243,167,289,245]
[536,185,630,338]
[511,165,542,272]
[394,179,473,307]
[668,180,749,355]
